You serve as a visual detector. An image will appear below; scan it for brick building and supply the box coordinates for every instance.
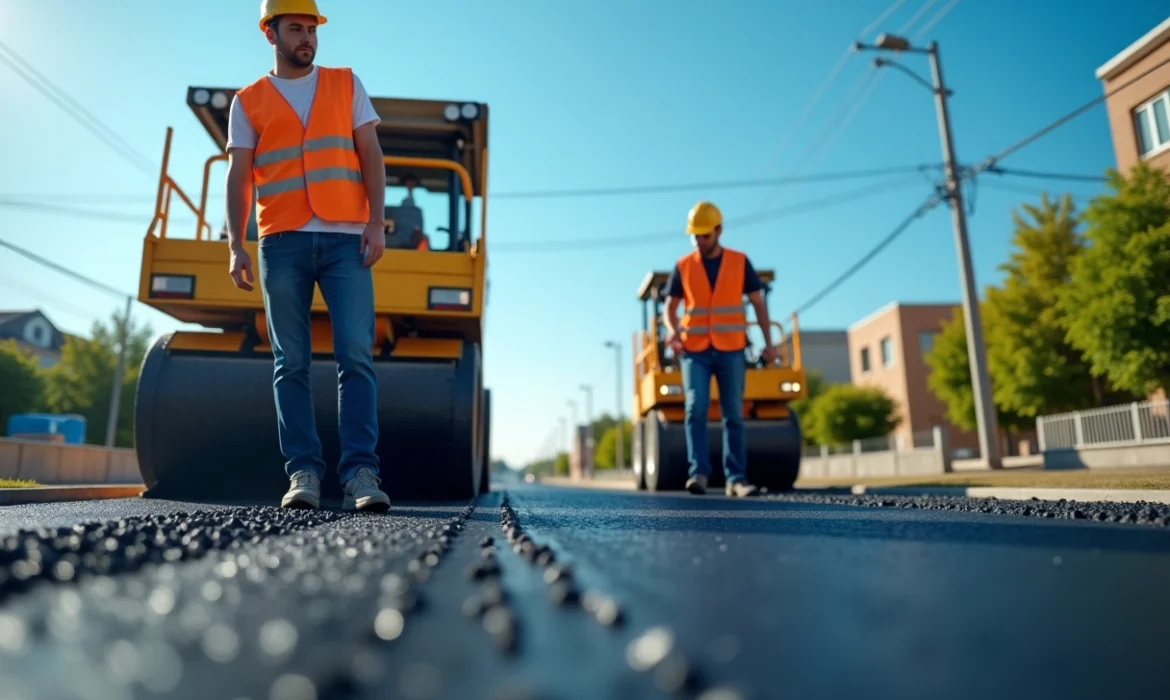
[847,302,980,457]
[1096,15,1170,174]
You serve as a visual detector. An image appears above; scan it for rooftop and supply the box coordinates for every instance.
[847,301,959,332]
[1095,14,1170,82]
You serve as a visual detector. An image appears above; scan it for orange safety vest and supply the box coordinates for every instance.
[236,67,370,237]
[677,248,748,352]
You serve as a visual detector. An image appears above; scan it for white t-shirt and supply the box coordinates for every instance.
[227,65,381,235]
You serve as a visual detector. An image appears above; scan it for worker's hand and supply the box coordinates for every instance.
[361,220,385,267]
[229,245,254,292]
[666,330,683,355]
[761,344,779,365]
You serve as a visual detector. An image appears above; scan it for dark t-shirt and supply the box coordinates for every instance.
[665,251,763,300]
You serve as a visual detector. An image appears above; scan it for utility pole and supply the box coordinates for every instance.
[604,340,624,471]
[855,34,1001,469]
[567,400,578,475]
[580,384,594,477]
[105,296,133,447]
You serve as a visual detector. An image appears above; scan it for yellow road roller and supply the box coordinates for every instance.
[134,86,491,503]
[629,269,806,492]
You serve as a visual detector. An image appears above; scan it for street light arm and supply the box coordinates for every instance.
[873,57,945,96]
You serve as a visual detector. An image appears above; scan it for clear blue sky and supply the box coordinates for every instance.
[1,0,1166,468]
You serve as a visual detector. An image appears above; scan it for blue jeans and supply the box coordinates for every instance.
[258,231,379,483]
[680,347,747,484]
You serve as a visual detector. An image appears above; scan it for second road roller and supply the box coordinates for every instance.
[133,86,492,503]
[629,270,807,492]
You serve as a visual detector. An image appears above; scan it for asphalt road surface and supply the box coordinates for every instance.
[0,482,1168,700]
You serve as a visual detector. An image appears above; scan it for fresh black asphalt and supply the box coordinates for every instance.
[0,482,1167,700]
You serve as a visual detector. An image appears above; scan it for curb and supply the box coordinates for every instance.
[848,485,1170,505]
[0,484,145,506]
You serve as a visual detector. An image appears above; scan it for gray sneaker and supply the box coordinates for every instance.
[281,470,321,509]
[686,475,708,495]
[725,481,760,497]
[343,467,391,512]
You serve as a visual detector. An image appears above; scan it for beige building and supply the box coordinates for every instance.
[848,302,980,457]
[1096,15,1170,174]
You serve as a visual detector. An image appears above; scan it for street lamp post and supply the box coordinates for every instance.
[854,34,1001,469]
[580,385,594,477]
[567,400,578,476]
[604,340,624,471]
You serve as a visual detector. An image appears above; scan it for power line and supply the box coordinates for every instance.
[490,164,938,199]
[0,39,156,177]
[968,51,1170,178]
[753,0,912,180]
[792,192,944,316]
[492,176,925,253]
[0,236,133,301]
[985,167,1106,183]
[0,199,182,225]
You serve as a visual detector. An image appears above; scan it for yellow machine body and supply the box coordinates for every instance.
[133,88,493,503]
[629,269,806,491]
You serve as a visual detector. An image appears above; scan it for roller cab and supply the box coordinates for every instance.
[630,270,806,492]
[134,86,493,503]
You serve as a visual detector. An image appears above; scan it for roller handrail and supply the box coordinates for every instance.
[196,153,228,241]
[384,156,474,203]
[146,127,213,241]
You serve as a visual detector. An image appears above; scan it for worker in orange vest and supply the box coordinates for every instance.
[224,0,390,513]
[664,201,778,497]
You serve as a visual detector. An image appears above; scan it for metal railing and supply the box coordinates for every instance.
[803,427,940,456]
[1037,399,1170,450]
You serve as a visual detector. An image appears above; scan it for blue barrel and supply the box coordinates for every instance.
[5,413,87,444]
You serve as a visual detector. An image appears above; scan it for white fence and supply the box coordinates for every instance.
[799,427,951,480]
[1038,400,1170,450]
[1036,400,1170,470]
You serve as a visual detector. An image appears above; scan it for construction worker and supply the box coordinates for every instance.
[225,0,391,512]
[663,201,777,497]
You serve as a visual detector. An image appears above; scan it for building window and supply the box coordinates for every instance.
[1134,89,1170,158]
[880,336,894,367]
[919,330,936,356]
[860,346,871,374]
[23,319,51,349]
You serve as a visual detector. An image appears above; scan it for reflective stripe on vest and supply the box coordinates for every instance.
[236,66,370,237]
[677,248,748,352]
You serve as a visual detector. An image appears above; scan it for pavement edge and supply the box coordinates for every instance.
[848,484,1170,505]
[0,484,145,505]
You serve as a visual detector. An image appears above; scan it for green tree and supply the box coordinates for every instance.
[553,452,569,476]
[983,192,1120,417]
[806,383,900,444]
[42,311,153,447]
[0,340,45,432]
[925,306,1032,434]
[593,420,633,469]
[789,369,825,447]
[1058,162,1170,397]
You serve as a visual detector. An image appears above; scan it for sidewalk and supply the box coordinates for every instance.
[542,467,1170,505]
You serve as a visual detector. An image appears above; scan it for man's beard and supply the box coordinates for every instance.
[278,42,315,68]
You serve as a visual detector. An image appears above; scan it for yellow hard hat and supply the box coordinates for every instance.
[686,201,722,236]
[259,0,327,32]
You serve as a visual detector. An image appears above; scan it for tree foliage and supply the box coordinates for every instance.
[925,306,1032,433]
[0,340,45,431]
[805,384,900,445]
[789,369,825,446]
[593,420,633,469]
[41,311,153,447]
[1057,163,1170,397]
[983,193,1122,418]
